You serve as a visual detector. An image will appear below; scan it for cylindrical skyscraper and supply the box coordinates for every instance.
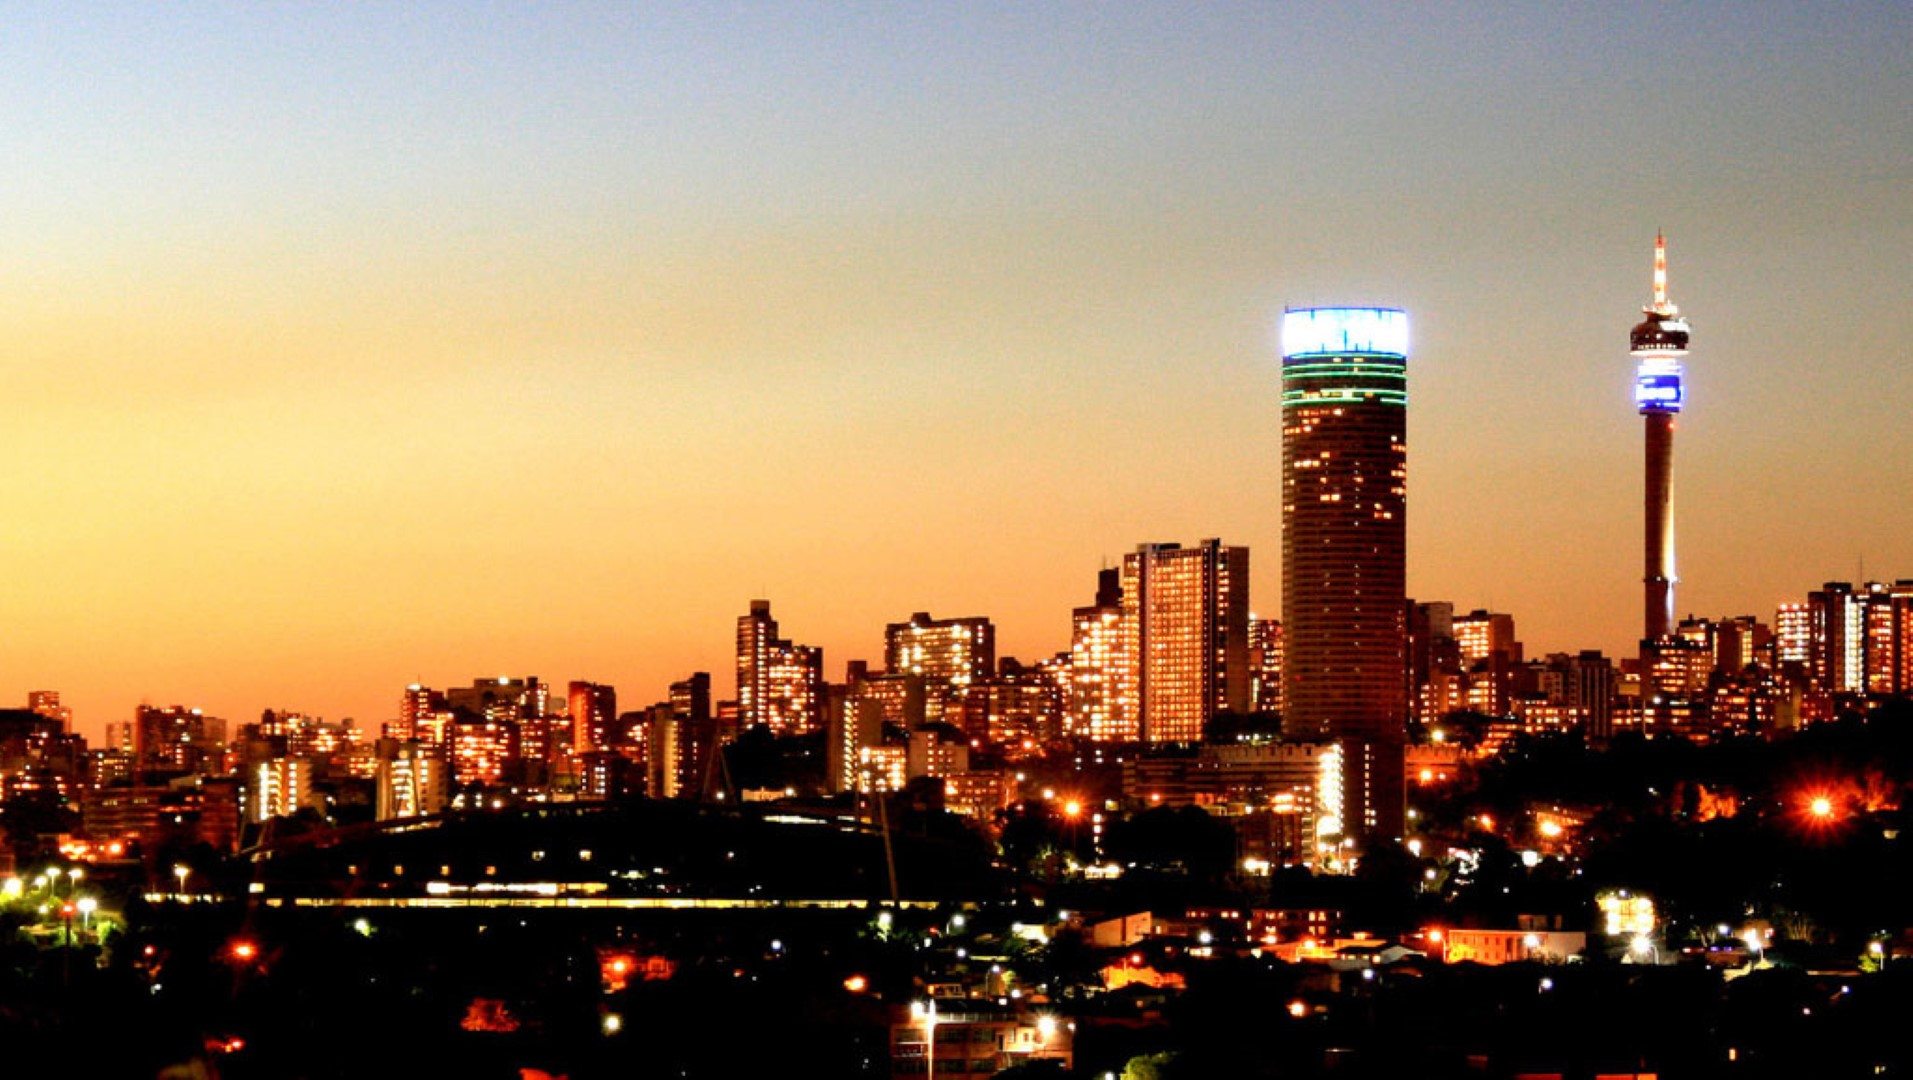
[1279,307,1409,850]
[1631,234,1690,643]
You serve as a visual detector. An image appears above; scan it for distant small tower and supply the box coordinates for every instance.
[1631,233,1691,642]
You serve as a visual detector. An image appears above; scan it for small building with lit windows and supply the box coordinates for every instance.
[889,1002,1072,1079]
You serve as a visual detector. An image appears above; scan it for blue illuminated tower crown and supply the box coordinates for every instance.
[1631,232,1690,413]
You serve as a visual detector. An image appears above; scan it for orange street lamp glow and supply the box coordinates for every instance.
[1809,795,1834,819]
[231,941,259,962]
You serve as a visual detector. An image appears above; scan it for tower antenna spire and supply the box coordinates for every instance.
[1652,230,1669,311]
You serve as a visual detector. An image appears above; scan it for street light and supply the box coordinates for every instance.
[174,864,190,900]
[1630,934,1659,965]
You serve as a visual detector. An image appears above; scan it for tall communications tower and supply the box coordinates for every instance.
[1631,233,1691,642]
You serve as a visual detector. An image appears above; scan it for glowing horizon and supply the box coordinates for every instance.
[3,5,1908,741]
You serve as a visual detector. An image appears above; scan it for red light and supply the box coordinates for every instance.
[231,941,258,961]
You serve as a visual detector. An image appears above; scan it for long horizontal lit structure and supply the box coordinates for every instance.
[251,896,944,911]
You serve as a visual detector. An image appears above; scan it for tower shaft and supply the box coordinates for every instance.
[1643,411,1676,640]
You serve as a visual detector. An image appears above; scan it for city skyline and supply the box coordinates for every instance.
[4,5,1909,739]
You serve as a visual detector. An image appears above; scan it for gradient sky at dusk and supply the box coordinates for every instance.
[3,3,1909,740]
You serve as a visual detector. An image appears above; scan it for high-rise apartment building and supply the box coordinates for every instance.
[255,710,358,766]
[1796,581,1913,697]
[1863,582,1913,695]
[447,676,546,725]
[1408,601,1464,725]
[1808,582,1867,694]
[248,757,314,824]
[1454,610,1523,717]
[1453,611,1518,667]
[1248,617,1284,714]
[736,600,824,735]
[884,613,995,689]
[1775,603,1812,666]
[450,715,519,786]
[375,740,450,820]
[1711,615,1771,676]
[645,708,694,800]
[1559,651,1618,743]
[568,681,619,753]
[1280,306,1410,845]
[394,684,442,742]
[135,705,227,778]
[827,699,884,795]
[1120,539,1249,744]
[27,691,70,731]
[1068,568,1132,741]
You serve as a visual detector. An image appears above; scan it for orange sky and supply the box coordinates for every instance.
[3,6,1908,740]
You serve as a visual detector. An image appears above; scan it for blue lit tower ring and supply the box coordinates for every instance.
[1278,306,1409,847]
